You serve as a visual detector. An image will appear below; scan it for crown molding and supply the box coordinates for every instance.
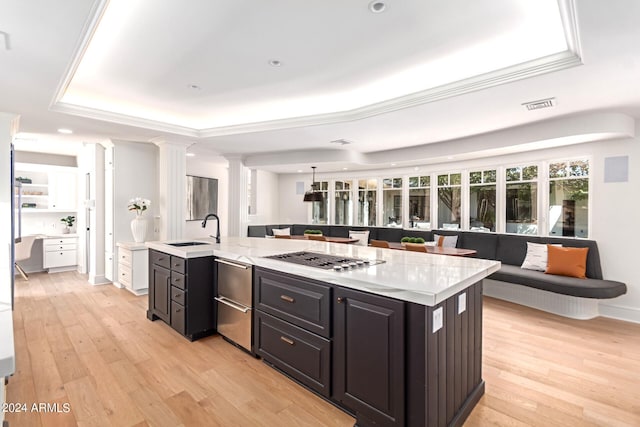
[51,0,583,139]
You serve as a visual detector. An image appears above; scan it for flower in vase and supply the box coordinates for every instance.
[128,197,151,216]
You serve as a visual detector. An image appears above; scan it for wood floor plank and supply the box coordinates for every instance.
[6,272,640,427]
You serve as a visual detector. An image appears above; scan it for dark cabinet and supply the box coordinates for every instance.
[149,263,170,323]
[333,286,405,427]
[254,268,332,396]
[147,249,215,341]
[253,267,485,427]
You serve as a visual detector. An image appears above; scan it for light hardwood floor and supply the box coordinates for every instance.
[6,272,640,427]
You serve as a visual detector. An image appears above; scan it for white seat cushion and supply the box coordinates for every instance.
[433,234,458,248]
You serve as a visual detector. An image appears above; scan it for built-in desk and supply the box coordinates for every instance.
[41,235,78,273]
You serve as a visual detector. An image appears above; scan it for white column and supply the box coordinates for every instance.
[153,139,189,240]
[226,155,248,237]
[0,113,19,306]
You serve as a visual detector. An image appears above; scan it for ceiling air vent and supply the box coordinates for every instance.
[330,139,353,146]
[522,97,556,111]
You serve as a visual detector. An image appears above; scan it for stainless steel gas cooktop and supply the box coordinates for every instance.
[265,251,384,271]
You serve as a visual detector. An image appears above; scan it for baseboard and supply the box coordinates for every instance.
[598,303,640,324]
[88,274,110,285]
[483,279,599,319]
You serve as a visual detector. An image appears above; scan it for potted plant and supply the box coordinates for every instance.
[400,236,425,246]
[303,229,323,236]
[60,215,75,234]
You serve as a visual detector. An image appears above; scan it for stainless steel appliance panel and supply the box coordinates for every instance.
[215,296,252,351]
[215,258,253,352]
[216,259,252,307]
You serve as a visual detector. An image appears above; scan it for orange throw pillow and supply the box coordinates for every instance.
[437,235,445,247]
[545,245,589,278]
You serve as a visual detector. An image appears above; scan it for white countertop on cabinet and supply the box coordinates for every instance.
[146,237,500,306]
[0,303,15,378]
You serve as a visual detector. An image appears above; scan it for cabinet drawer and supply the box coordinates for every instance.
[118,263,132,286]
[44,250,77,268]
[171,286,185,305]
[171,301,186,335]
[171,271,186,290]
[151,250,170,269]
[170,256,186,274]
[255,269,331,338]
[45,243,76,252]
[44,237,77,246]
[255,311,330,397]
[118,248,132,267]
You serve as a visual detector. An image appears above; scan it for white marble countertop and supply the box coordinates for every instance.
[147,237,500,306]
[117,241,149,250]
[0,303,15,378]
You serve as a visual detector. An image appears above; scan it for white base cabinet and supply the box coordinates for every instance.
[42,236,78,272]
[116,242,148,295]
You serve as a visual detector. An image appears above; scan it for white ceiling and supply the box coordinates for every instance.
[2,0,640,172]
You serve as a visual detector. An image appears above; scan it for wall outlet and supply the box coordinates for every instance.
[432,307,443,333]
[458,292,466,314]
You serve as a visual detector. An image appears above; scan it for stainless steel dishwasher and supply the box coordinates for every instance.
[215,258,253,352]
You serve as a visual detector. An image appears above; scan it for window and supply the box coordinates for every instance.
[247,169,257,215]
[505,165,538,234]
[357,179,377,226]
[437,173,461,229]
[548,159,589,237]
[382,177,403,226]
[469,169,496,231]
[408,175,430,228]
[311,181,329,224]
[334,180,353,225]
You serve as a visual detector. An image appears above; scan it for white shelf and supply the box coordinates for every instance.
[20,208,77,213]
[20,183,48,187]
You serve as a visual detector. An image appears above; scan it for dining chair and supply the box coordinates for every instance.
[370,239,390,248]
[274,235,291,239]
[307,234,327,241]
[405,243,427,252]
[15,235,37,281]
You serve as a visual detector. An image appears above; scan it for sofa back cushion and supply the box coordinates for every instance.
[247,225,267,237]
[460,232,498,260]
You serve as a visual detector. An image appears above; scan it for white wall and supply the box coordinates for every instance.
[275,133,640,323]
[248,169,280,225]
[184,156,229,239]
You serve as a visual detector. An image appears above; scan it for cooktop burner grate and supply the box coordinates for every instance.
[265,251,384,271]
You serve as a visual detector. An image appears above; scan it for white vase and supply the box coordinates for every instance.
[131,215,148,243]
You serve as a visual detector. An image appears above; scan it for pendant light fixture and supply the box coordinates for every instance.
[303,166,324,202]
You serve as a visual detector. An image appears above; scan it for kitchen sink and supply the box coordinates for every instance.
[167,241,209,247]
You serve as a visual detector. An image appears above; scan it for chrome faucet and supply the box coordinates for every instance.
[201,213,221,243]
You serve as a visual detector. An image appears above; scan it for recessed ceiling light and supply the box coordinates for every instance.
[297,169,303,173]
[447,156,454,160]
[414,167,420,171]
[369,1,386,13]
[268,59,282,67]
[186,153,195,157]
[57,128,73,134]
[391,163,397,166]
[187,84,201,90]
[343,167,348,170]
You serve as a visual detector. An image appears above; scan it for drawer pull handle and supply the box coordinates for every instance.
[158,257,165,261]
[280,336,295,346]
[174,263,181,267]
[174,294,181,298]
[337,297,345,303]
[175,308,181,313]
[174,278,181,282]
[280,295,295,303]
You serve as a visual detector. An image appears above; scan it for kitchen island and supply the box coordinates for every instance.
[146,237,500,427]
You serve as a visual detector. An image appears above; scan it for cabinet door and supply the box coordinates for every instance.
[333,287,405,427]
[48,171,77,210]
[150,264,171,323]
